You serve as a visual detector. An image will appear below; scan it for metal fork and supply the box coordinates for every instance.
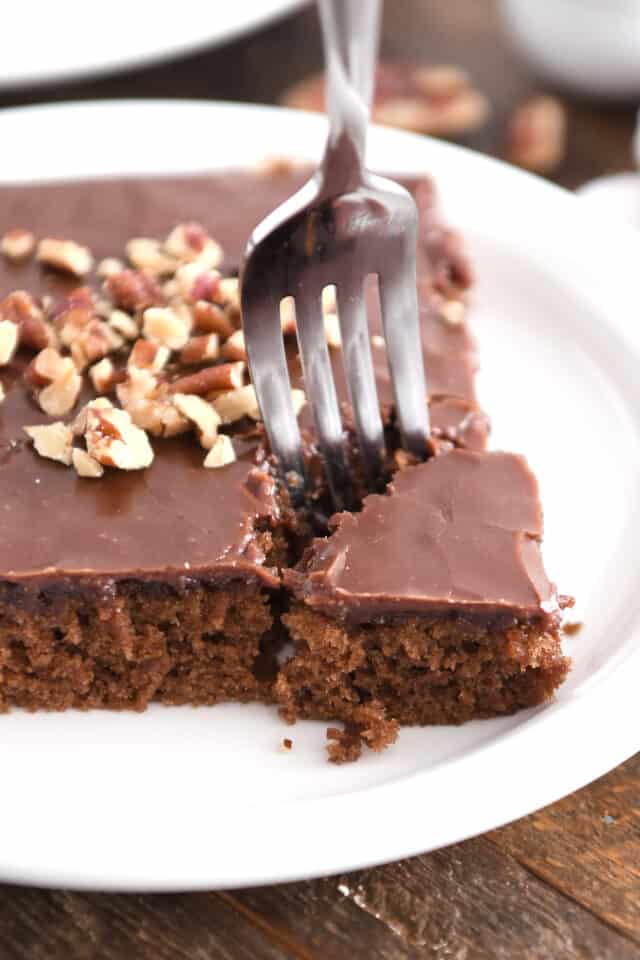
[241,0,429,507]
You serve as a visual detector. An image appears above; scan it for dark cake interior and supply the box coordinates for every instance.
[0,164,569,760]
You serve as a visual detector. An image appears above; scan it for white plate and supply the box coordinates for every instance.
[0,1,306,90]
[0,101,639,892]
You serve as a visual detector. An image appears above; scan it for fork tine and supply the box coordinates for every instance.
[378,236,430,459]
[242,291,305,484]
[335,281,385,487]
[294,287,352,508]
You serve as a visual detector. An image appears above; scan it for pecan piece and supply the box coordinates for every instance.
[437,299,465,326]
[0,320,19,365]
[179,334,220,365]
[108,309,139,341]
[172,393,221,449]
[0,291,58,352]
[203,434,236,469]
[37,238,94,277]
[142,306,191,350]
[505,95,567,174]
[220,329,246,361]
[105,269,163,313]
[24,422,73,466]
[89,357,123,394]
[1,229,36,261]
[169,362,245,397]
[128,339,170,373]
[165,223,223,268]
[72,447,104,478]
[125,237,177,277]
[24,348,83,416]
[70,319,124,370]
[96,257,125,280]
[192,301,234,339]
[212,384,260,424]
[85,403,154,470]
[127,397,189,438]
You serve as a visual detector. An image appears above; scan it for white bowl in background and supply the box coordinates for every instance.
[500,0,640,98]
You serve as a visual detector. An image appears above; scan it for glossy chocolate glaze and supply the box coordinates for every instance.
[288,450,559,625]
[0,168,483,586]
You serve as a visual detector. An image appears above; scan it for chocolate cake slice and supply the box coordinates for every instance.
[280,450,570,761]
[0,164,490,724]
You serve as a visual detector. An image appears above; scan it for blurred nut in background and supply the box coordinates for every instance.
[505,95,567,174]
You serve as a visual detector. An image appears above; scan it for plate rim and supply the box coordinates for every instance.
[0,1,307,91]
[0,99,638,892]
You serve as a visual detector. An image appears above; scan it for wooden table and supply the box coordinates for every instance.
[0,2,638,957]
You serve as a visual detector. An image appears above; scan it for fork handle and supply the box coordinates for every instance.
[317,0,382,193]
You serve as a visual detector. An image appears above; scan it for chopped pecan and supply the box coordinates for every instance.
[215,277,240,316]
[128,338,170,373]
[291,388,307,417]
[173,262,218,301]
[212,384,260,424]
[71,397,113,437]
[50,286,95,324]
[108,309,139,341]
[142,306,191,350]
[89,357,123,394]
[70,319,124,370]
[280,296,296,335]
[1,229,36,261]
[203,433,236,469]
[21,314,58,352]
[105,269,163,313]
[172,393,221,448]
[24,348,82,416]
[116,367,158,409]
[165,223,223,268]
[324,312,341,348]
[37,238,94,277]
[125,237,177,277]
[72,447,104,478]
[221,329,246,361]
[505,95,567,174]
[127,396,189,438]
[169,361,245,397]
[85,403,154,470]
[96,257,125,280]
[437,299,465,327]
[179,333,220,365]
[0,320,20,365]
[24,422,73,466]
[192,300,234,339]
[190,270,222,304]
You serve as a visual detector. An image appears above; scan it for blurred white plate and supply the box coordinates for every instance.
[0,101,639,892]
[577,173,640,229]
[0,1,306,90]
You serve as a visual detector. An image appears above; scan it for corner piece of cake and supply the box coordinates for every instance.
[280,450,571,762]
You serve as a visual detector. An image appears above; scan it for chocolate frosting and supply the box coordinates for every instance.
[289,450,558,623]
[0,168,484,585]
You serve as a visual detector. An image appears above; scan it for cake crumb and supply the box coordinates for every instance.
[563,621,583,636]
[281,737,293,751]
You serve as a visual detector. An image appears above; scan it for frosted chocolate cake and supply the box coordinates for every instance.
[0,164,568,760]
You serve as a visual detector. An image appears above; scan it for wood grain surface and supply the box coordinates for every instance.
[0,1,638,956]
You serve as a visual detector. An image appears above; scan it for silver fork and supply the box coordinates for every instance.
[241,0,429,506]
